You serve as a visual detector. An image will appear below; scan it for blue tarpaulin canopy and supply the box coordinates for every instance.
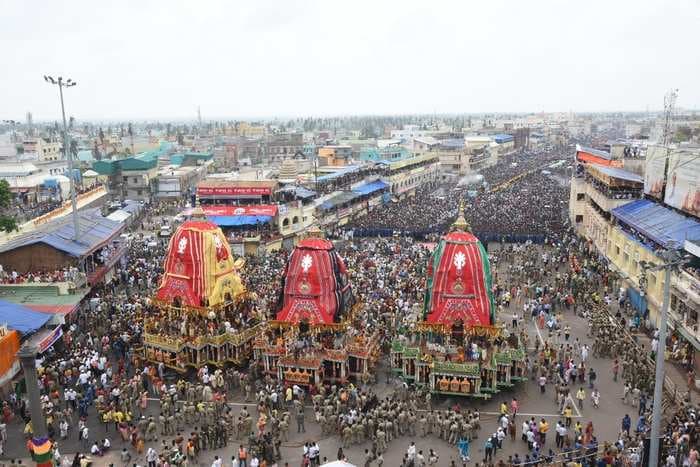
[0,299,50,334]
[611,199,700,249]
[352,180,389,196]
[209,215,272,226]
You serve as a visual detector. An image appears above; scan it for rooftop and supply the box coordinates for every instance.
[0,209,123,258]
[611,199,700,250]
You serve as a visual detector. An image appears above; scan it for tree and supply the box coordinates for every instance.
[0,216,18,233]
[0,180,12,208]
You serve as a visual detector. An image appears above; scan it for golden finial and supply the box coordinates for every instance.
[451,201,470,232]
[191,199,206,219]
[306,224,325,238]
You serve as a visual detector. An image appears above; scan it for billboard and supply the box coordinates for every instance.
[197,186,272,196]
[665,150,700,217]
[644,145,668,200]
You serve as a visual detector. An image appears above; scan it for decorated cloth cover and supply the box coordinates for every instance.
[276,238,354,324]
[423,230,495,326]
[155,220,246,307]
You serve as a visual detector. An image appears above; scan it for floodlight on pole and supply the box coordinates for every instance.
[44,75,80,242]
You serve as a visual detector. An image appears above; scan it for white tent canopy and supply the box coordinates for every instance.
[321,462,357,467]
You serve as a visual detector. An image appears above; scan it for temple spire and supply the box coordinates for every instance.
[451,201,470,232]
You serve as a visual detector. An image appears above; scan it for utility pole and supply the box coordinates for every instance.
[640,247,687,466]
[44,75,80,241]
[18,344,51,467]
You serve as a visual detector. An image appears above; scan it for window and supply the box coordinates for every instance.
[623,253,629,264]
[615,245,620,255]
[575,215,583,223]
[576,193,585,201]
[282,218,290,227]
[292,216,299,224]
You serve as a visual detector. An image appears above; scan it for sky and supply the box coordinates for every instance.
[1,0,699,121]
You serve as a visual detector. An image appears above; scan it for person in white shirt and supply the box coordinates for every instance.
[90,442,101,456]
[407,442,417,461]
[211,455,223,467]
[146,446,158,467]
[250,456,259,467]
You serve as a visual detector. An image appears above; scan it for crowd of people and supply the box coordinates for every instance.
[2,145,700,467]
[0,266,84,285]
[344,148,568,239]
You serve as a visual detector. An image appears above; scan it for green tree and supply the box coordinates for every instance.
[0,216,18,233]
[0,180,12,208]
[0,180,17,233]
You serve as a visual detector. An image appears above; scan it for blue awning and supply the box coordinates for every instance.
[209,215,272,226]
[0,299,51,334]
[612,199,700,249]
[352,180,389,196]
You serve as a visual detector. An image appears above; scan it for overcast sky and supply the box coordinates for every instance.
[1,0,698,121]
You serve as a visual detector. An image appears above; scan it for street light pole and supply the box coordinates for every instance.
[641,248,687,466]
[44,75,79,241]
[17,344,52,467]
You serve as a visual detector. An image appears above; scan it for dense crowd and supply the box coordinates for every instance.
[345,149,568,238]
[0,266,84,285]
[1,149,699,467]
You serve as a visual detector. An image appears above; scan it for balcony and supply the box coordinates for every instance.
[670,269,700,349]
[585,183,638,213]
[87,244,128,286]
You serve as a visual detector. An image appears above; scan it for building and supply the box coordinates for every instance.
[236,122,266,138]
[92,147,170,201]
[390,125,434,142]
[22,137,61,161]
[570,164,644,249]
[433,139,469,176]
[266,133,304,164]
[120,152,159,201]
[156,164,209,199]
[0,163,70,207]
[358,146,411,163]
[0,208,124,278]
[606,200,700,326]
[669,240,700,371]
[318,145,353,166]
[196,178,278,205]
[380,153,440,198]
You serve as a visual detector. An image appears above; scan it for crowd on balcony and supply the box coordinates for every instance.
[0,265,84,285]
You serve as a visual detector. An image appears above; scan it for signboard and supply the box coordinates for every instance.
[665,151,700,216]
[197,186,272,196]
[644,145,668,200]
[185,205,277,217]
[38,326,63,353]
